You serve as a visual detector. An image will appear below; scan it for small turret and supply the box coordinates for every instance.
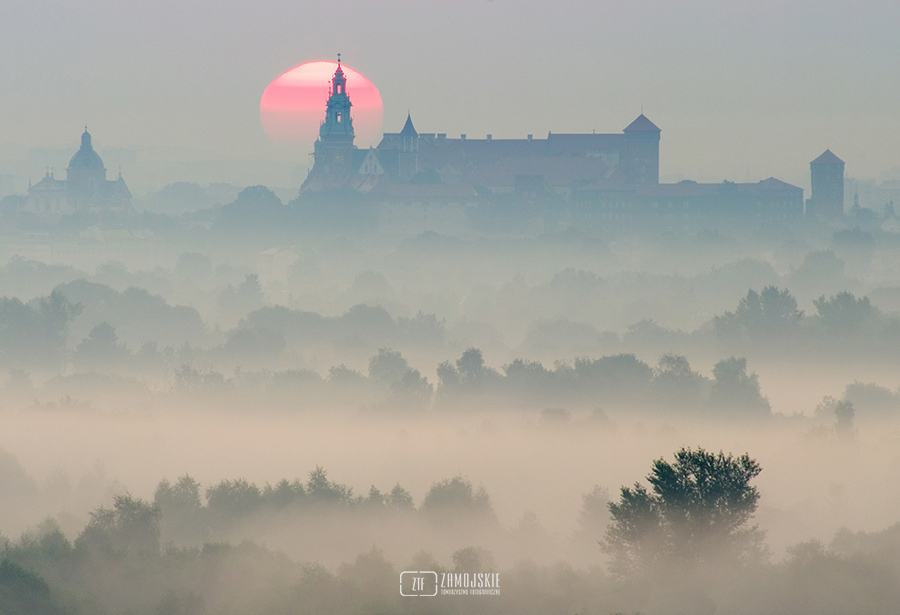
[398,113,419,180]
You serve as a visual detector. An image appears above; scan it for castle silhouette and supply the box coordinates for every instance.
[301,61,844,225]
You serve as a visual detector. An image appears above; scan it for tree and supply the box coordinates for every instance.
[603,447,765,578]
[0,290,81,367]
[709,357,770,416]
[0,560,64,615]
[368,348,408,383]
[218,274,265,324]
[75,322,130,368]
[420,476,495,527]
[388,484,415,511]
[214,185,288,231]
[76,494,161,556]
[813,291,878,334]
[155,475,207,544]
[714,286,802,343]
[389,368,433,412]
[576,485,610,544]
[436,348,502,402]
[815,396,857,439]
[652,354,708,409]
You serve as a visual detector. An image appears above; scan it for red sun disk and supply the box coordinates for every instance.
[260,61,384,148]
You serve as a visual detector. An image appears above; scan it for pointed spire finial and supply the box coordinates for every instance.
[337,52,341,65]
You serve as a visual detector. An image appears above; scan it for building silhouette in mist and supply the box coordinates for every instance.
[26,129,131,215]
[301,61,843,225]
[807,149,845,218]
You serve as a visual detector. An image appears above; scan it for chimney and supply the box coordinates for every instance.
[527,134,533,141]
[461,134,466,140]
[487,134,492,141]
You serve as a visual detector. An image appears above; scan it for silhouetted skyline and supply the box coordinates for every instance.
[2,1,899,193]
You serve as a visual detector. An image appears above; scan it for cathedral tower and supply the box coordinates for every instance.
[312,57,356,175]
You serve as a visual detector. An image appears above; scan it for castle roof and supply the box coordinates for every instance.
[29,175,67,193]
[634,178,801,198]
[68,130,106,172]
[399,113,418,137]
[466,156,614,190]
[811,149,844,165]
[623,114,661,133]
[544,133,622,156]
[755,177,802,192]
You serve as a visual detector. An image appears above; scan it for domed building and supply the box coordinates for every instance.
[26,129,131,216]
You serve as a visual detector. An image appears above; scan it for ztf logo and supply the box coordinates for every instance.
[400,571,501,596]
[400,571,438,596]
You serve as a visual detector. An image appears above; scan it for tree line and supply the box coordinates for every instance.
[4,448,900,615]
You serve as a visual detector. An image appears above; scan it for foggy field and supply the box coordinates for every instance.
[0,221,899,614]
[5,397,900,559]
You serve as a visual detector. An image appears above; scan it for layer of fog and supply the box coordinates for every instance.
[3,404,900,567]
[1,216,900,575]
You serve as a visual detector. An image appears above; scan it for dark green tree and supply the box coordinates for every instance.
[0,559,65,615]
[603,447,765,578]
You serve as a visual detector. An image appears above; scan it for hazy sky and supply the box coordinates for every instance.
[2,0,898,190]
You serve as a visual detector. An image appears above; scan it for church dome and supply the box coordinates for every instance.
[67,130,106,171]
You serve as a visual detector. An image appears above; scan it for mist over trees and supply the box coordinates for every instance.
[3,450,900,615]
[3,178,900,615]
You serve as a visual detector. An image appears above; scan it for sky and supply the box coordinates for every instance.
[1,0,899,193]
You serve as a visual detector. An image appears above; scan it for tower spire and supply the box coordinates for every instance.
[308,53,356,180]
